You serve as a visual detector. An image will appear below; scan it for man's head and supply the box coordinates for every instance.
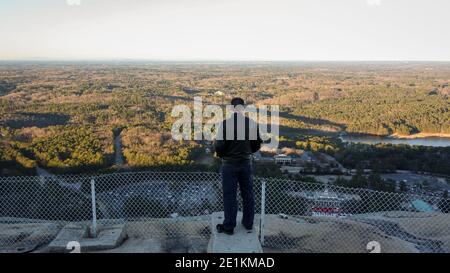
[231,97,245,107]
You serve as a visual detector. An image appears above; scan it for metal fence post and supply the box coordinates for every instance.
[90,178,97,238]
[260,179,266,246]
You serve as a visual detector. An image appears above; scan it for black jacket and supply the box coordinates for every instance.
[214,113,262,165]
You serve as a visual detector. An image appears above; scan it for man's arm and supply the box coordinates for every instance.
[214,121,226,158]
[250,124,262,153]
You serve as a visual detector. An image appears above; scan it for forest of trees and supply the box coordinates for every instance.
[295,95,450,136]
[334,143,450,175]
[1,62,449,176]
[0,126,112,174]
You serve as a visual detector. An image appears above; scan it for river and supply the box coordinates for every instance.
[341,136,450,147]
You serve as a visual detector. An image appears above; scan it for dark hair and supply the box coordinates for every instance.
[231,97,245,107]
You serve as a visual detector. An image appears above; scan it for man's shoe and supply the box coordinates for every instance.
[216,224,234,235]
[241,221,253,231]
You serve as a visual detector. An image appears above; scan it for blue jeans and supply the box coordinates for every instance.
[221,163,255,230]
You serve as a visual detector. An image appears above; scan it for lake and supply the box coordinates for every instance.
[341,136,450,147]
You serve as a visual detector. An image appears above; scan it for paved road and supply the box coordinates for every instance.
[36,167,111,218]
[114,134,125,166]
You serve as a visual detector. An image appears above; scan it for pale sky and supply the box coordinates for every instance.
[0,0,449,61]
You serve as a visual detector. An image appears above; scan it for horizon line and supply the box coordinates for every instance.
[1,58,450,63]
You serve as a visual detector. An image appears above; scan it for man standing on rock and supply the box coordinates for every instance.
[214,97,262,235]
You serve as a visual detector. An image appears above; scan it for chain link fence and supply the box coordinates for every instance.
[0,171,449,253]
[261,178,450,253]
